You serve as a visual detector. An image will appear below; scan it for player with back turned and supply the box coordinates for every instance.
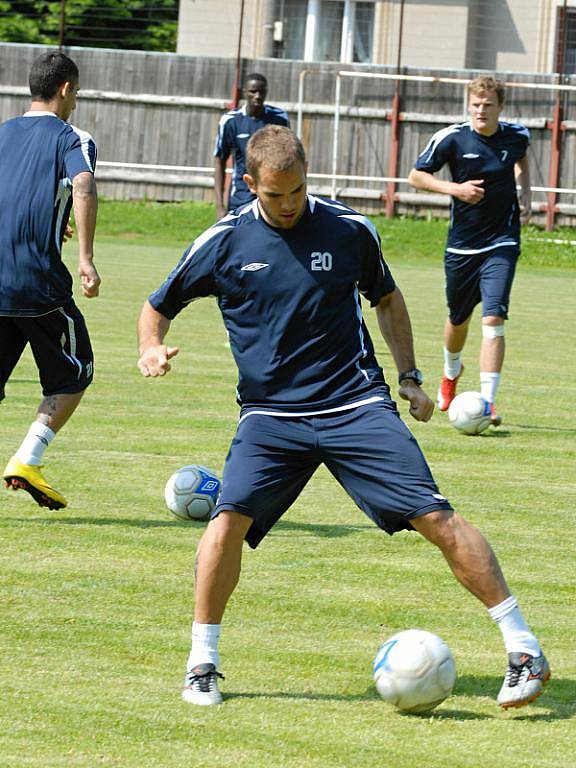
[138,126,548,710]
[1,51,100,509]
[408,76,531,425]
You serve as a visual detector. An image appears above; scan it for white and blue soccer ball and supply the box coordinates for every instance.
[164,464,221,521]
[448,391,492,435]
[373,629,456,713]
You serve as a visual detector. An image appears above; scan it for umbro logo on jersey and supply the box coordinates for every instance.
[462,153,480,159]
[241,263,270,271]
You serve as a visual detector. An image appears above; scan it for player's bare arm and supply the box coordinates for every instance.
[72,171,101,297]
[214,156,228,220]
[137,300,179,377]
[408,168,485,205]
[515,154,532,226]
[375,288,434,422]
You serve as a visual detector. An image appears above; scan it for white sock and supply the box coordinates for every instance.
[187,622,221,670]
[480,372,500,404]
[15,422,56,466]
[488,595,541,657]
[443,348,462,379]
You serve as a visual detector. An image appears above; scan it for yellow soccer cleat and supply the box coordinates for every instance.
[3,456,68,510]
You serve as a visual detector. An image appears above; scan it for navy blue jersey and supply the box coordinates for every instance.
[0,112,97,316]
[414,121,529,254]
[149,196,396,411]
[214,105,290,210]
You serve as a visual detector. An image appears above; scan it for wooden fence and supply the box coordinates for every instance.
[1,42,576,222]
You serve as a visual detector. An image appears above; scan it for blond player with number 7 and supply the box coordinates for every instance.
[408,76,531,426]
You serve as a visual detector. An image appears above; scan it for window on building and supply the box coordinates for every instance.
[275,0,307,60]
[274,0,375,63]
[317,1,345,61]
[354,2,375,63]
[555,6,576,74]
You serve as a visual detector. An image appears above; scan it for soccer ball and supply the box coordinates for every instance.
[373,629,456,713]
[164,464,221,521]
[448,391,491,435]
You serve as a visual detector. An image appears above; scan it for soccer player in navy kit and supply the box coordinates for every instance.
[1,52,100,509]
[214,73,289,219]
[408,76,531,425]
[138,126,548,709]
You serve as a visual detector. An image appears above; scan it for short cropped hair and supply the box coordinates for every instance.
[244,72,267,89]
[29,51,79,101]
[246,126,306,179]
[467,75,505,105]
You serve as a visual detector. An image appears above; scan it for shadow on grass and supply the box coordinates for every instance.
[223,688,495,720]
[273,520,373,538]
[9,516,198,529]
[8,517,372,538]
[453,674,574,721]
[505,423,576,434]
[225,675,573,721]
[460,424,576,438]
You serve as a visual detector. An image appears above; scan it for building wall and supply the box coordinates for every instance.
[176,0,576,75]
[392,1,470,69]
[177,0,271,59]
[464,0,538,72]
[177,0,250,57]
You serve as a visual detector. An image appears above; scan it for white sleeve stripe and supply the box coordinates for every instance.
[214,112,237,155]
[309,198,381,249]
[309,195,350,212]
[417,123,463,165]
[500,121,530,139]
[69,125,96,173]
[338,213,380,249]
[174,225,233,277]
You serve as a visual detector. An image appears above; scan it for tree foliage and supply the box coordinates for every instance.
[0,0,178,51]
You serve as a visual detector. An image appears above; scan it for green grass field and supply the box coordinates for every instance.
[1,206,574,767]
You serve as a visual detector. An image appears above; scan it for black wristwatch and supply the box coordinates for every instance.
[398,368,424,386]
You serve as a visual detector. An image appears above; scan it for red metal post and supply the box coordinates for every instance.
[231,0,246,108]
[58,0,66,49]
[546,0,568,231]
[384,0,405,219]
[386,92,402,219]
[546,98,563,232]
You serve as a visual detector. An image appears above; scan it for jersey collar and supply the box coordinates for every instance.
[252,196,313,229]
[468,118,502,138]
[242,104,267,118]
[22,110,60,118]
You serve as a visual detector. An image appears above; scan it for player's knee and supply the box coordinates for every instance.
[482,322,505,339]
[410,509,454,546]
[413,508,460,550]
[208,509,252,544]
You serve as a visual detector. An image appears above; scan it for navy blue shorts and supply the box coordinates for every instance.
[214,400,452,549]
[0,301,93,402]
[445,246,518,325]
